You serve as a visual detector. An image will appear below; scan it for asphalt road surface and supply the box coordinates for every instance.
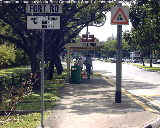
[93,60,160,112]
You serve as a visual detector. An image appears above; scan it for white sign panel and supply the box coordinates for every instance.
[26,4,62,13]
[65,42,104,49]
[80,42,104,47]
[111,7,129,25]
[27,16,60,29]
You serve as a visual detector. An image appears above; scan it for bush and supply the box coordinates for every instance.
[0,72,40,114]
[0,44,16,68]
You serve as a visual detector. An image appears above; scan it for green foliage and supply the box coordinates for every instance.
[102,39,117,57]
[128,0,160,59]
[0,65,66,111]
[0,72,62,112]
[15,49,30,66]
[0,113,41,128]
[102,39,130,58]
[0,44,16,68]
[0,2,116,73]
[0,66,66,127]
[0,72,33,111]
[0,43,30,68]
[0,66,31,76]
[133,63,160,72]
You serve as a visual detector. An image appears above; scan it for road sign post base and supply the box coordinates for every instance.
[115,91,121,103]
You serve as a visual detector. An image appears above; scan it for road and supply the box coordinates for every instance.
[93,60,160,113]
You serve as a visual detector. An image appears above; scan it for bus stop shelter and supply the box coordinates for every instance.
[64,42,104,82]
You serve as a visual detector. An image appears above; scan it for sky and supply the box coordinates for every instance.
[79,12,132,42]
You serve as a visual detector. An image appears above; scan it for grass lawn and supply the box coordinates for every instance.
[0,66,31,76]
[0,67,67,128]
[133,63,160,72]
[0,113,41,128]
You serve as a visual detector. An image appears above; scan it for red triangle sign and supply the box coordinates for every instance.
[111,7,129,25]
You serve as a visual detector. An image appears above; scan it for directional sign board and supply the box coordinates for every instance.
[65,42,104,50]
[26,4,62,14]
[27,16,60,29]
[111,7,129,25]
[26,4,61,29]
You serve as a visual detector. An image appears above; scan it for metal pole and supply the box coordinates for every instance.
[86,25,89,55]
[86,25,89,35]
[115,1,122,103]
[67,48,71,82]
[41,30,45,128]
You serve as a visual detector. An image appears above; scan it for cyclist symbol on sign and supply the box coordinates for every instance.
[117,14,123,21]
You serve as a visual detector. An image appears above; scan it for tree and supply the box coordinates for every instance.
[0,1,133,80]
[103,39,117,58]
[123,30,146,66]
[129,0,160,67]
[102,38,130,59]
[0,1,113,78]
[15,48,30,66]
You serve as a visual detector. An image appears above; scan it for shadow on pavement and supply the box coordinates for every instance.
[122,80,158,90]
[55,77,144,115]
[108,75,158,90]
[42,77,159,128]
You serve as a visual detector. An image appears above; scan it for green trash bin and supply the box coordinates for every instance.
[70,65,81,84]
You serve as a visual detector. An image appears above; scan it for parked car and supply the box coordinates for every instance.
[110,58,116,63]
[153,59,160,64]
[132,59,140,63]
[124,59,132,63]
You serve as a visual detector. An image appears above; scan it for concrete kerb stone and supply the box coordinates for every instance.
[143,118,160,128]
[37,126,51,128]
[99,72,160,128]
[100,73,159,112]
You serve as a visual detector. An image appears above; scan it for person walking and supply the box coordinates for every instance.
[84,56,92,79]
[78,57,83,71]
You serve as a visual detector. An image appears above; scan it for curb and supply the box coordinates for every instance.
[100,73,160,128]
[143,118,160,128]
[101,74,159,113]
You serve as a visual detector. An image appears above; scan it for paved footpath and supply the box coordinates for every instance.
[41,77,159,128]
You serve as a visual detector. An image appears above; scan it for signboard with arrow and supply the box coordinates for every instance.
[27,16,60,29]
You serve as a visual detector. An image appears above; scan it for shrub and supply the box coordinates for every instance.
[0,72,40,116]
[0,44,16,68]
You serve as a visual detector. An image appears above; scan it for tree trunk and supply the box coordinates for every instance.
[150,58,152,67]
[46,54,63,80]
[46,61,55,80]
[140,51,145,66]
[30,56,40,73]
[150,47,152,67]
[141,57,145,66]
[54,55,63,75]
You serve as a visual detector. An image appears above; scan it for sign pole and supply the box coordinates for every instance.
[67,48,71,82]
[26,3,62,128]
[115,1,122,103]
[41,30,45,128]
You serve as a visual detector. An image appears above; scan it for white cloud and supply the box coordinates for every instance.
[79,12,132,42]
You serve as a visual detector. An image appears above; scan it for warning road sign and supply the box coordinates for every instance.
[111,7,129,25]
